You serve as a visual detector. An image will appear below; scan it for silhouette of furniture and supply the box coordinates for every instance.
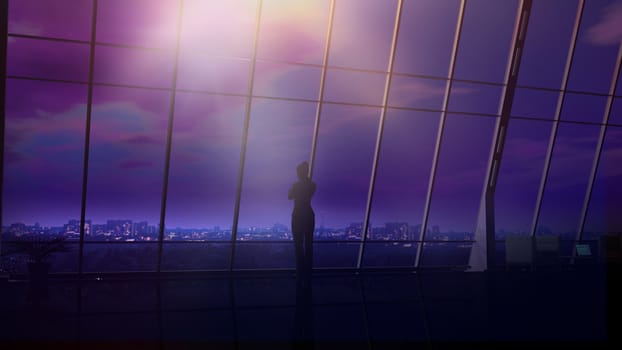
[534,235,560,269]
[505,234,533,270]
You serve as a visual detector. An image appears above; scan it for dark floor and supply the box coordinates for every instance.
[0,264,618,349]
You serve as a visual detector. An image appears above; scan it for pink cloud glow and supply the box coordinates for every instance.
[587,2,622,46]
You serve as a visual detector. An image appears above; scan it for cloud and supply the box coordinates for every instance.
[587,2,622,46]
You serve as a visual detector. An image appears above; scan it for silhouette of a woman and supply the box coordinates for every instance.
[288,161,316,287]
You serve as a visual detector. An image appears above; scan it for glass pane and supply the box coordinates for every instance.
[94,45,175,88]
[3,80,86,243]
[560,92,608,123]
[511,88,560,119]
[180,0,257,58]
[253,61,321,100]
[537,123,601,239]
[518,0,579,89]
[86,86,169,238]
[313,104,380,237]
[393,0,460,77]
[362,242,418,267]
[257,0,330,64]
[165,94,245,237]
[234,242,295,269]
[176,55,250,94]
[161,243,230,270]
[567,0,621,94]
[453,0,519,83]
[495,119,552,238]
[328,0,397,70]
[96,0,180,48]
[426,115,496,239]
[7,37,90,81]
[237,99,316,239]
[583,126,622,239]
[313,242,359,268]
[369,110,439,239]
[611,97,622,125]
[324,69,386,105]
[448,82,503,115]
[8,0,93,41]
[82,243,158,272]
[419,242,472,267]
[388,76,447,110]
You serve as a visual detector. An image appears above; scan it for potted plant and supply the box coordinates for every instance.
[8,236,72,283]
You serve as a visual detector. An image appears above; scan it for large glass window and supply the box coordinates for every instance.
[511,88,560,120]
[93,45,175,88]
[388,76,447,110]
[426,115,496,239]
[8,0,92,41]
[611,97,622,126]
[313,105,380,240]
[257,0,330,64]
[368,110,439,240]
[3,79,86,227]
[494,119,552,238]
[96,0,180,48]
[165,94,246,237]
[324,69,387,106]
[583,126,622,239]
[537,123,601,239]
[2,79,87,272]
[253,62,321,100]
[567,0,621,94]
[237,99,316,239]
[328,0,397,70]
[363,110,439,267]
[517,0,579,89]
[393,0,460,78]
[453,0,518,83]
[7,37,89,82]
[2,0,617,273]
[85,86,169,238]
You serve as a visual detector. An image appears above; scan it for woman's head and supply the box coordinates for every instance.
[296,161,309,179]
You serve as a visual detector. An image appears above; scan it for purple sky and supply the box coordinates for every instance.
[3,0,622,237]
